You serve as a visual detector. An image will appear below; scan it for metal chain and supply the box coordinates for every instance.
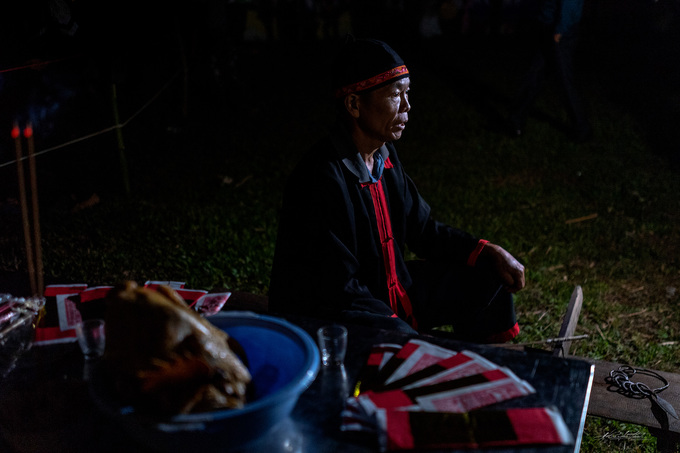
[608,365,670,397]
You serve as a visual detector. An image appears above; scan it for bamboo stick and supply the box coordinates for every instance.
[565,213,598,224]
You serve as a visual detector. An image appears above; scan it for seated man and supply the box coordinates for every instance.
[269,38,525,342]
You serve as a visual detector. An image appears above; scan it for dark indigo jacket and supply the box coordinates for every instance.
[269,123,479,320]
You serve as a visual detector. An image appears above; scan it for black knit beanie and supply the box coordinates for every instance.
[332,37,409,98]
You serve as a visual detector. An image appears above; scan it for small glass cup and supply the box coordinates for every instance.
[75,319,106,360]
[317,325,348,367]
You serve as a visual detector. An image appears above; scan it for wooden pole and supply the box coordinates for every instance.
[12,122,36,295]
[25,123,44,296]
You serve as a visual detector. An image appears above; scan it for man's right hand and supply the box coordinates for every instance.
[480,243,526,293]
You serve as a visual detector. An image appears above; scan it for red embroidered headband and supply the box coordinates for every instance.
[334,65,409,98]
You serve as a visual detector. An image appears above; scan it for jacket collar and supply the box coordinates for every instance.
[330,121,390,184]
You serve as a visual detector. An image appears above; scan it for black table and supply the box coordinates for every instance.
[0,314,593,453]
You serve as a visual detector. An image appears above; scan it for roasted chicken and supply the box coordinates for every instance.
[104,281,251,415]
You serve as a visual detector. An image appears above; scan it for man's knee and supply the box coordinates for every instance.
[340,310,418,335]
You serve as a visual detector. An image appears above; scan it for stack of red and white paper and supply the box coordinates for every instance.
[34,282,231,345]
[342,339,573,451]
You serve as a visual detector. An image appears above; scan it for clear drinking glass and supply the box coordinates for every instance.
[75,319,106,360]
[316,325,348,367]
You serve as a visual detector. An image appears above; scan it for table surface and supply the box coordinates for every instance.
[0,313,593,453]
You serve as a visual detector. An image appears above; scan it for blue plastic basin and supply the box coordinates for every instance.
[91,312,319,452]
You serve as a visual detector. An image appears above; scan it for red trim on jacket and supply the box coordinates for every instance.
[368,177,417,329]
[384,157,394,169]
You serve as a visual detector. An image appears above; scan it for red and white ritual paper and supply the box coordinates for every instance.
[357,343,407,393]
[34,282,226,345]
[342,339,573,451]
[377,406,574,450]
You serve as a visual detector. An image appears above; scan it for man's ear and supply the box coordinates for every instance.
[344,93,360,119]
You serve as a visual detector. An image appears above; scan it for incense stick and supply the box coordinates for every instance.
[12,122,37,295]
[25,123,44,295]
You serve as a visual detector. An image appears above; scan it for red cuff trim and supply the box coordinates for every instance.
[467,239,489,267]
[485,322,520,344]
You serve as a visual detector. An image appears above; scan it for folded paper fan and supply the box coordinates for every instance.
[343,340,573,451]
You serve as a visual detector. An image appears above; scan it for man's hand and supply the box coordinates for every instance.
[480,243,526,293]
[554,33,562,43]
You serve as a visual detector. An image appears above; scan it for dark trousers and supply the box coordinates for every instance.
[408,260,517,342]
[340,260,518,343]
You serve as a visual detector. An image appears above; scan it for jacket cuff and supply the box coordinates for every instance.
[467,239,489,267]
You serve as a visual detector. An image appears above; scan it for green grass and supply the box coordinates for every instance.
[2,34,679,451]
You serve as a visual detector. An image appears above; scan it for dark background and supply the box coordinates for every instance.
[1,0,678,174]
[0,0,678,290]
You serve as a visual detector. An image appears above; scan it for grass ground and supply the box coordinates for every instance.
[1,10,679,451]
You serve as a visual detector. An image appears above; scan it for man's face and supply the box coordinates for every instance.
[356,77,411,144]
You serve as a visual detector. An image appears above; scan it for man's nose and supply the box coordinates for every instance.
[401,95,410,112]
